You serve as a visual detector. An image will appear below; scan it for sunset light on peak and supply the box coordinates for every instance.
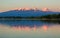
[13,8,39,11]
[42,8,49,12]
[33,8,38,10]
[23,8,31,10]
[14,8,32,11]
[17,8,22,10]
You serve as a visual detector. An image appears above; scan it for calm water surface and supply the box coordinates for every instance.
[0,20,60,38]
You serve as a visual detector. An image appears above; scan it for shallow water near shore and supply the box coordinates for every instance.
[0,20,60,38]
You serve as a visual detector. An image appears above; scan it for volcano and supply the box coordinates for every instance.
[0,8,60,17]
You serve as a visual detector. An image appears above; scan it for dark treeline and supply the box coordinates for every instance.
[24,14,60,20]
[0,14,60,20]
[40,14,60,19]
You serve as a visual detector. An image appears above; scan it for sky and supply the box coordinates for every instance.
[0,0,60,12]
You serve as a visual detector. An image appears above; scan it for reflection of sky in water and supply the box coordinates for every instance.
[0,20,60,38]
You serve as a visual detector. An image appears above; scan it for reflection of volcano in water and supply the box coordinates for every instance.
[0,24,60,32]
[11,25,48,31]
[0,20,60,27]
[0,24,48,31]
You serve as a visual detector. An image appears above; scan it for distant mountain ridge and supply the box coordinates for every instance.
[0,9,60,17]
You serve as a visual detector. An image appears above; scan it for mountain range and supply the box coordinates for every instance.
[0,9,60,17]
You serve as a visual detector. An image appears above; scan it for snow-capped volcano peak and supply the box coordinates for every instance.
[22,8,32,10]
[42,8,49,12]
[15,8,38,11]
